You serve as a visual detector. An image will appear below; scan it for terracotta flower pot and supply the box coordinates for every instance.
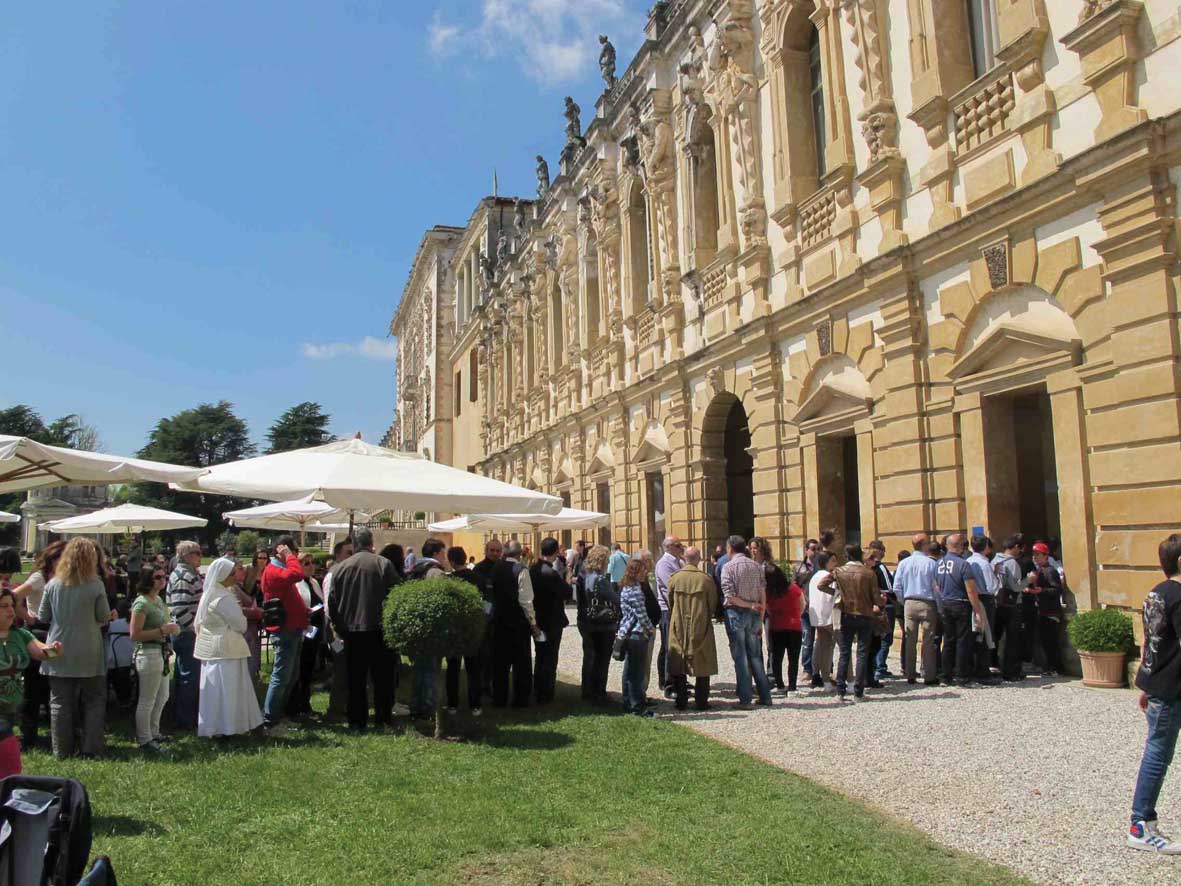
[1078,650,1127,688]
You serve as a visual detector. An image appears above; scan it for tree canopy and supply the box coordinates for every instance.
[266,402,333,453]
[0,405,101,450]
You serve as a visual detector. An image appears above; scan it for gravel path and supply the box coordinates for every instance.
[556,623,1179,885]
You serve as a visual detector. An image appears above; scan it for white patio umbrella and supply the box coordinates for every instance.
[0,435,205,494]
[173,437,562,531]
[429,508,610,534]
[39,502,207,534]
[0,510,19,524]
[223,498,371,545]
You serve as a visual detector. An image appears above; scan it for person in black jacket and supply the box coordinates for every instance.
[490,540,540,708]
[530,537,571,705]
[1027,542,1065,675]
[444,546,485,715]
[471,539,502,699]
[575,544,618,703]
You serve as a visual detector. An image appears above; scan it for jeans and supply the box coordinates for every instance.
[579,628,614,702]
[800,611,814,677]
[48,675,106,758]
[1039,616,1063,673]
[287,635,321,717]
[134,647,170,745]
[411,656,437,715]
[621,635,650,714]
[657,611,670,690]
[874,603,897,676]
[940,601,976,683]
[343,630,397,728]
[170,629,199,729]
[533,628,563,704]
[1132,696,1181,825]
[770,629,802,690]
[994,604,1024,679]
[445,653,482,710]
[836,615,873,695]
[724,608,772,705]
[263,629,304,726]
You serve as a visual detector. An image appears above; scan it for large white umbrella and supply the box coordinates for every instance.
[430,508,610,534]
[0,510,19,524]
[0,435,205,494]
[223,498,370,543]
[173,438,563,524]
[40,502,207,534]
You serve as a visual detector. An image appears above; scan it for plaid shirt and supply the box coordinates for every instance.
[721,553,765,607]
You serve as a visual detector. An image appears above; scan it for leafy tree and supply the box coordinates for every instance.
[133,401,257,547]
[266,402,333,453]
[0,405,102,519]
[0,405,49,440]
[234,530,262,558]
[383,577,486,739]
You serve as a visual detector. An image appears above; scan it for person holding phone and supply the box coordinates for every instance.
[260,537,307,735]
[130,568,180,752]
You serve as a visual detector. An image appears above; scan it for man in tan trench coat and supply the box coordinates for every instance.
[667,547,719,710]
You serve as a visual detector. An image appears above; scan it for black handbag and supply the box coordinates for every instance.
[611,636,626,661]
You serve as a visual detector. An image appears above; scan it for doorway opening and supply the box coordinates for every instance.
[701,393,756,548]
[982,386,1060,544]
[723,399,755,542]
[816,433,860,549]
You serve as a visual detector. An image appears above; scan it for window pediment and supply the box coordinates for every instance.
[949,323,1080,381]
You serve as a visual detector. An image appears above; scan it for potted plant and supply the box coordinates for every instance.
[1067,607,1135,688]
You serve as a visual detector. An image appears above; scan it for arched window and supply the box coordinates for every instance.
[965,0,999,79]
[550,278,565,367]
[584,237,601,347]
[627,182,650,312]
[808,26,826,179]
[690,115,720,259]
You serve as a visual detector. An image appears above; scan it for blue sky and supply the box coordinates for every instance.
[0,0,646,455]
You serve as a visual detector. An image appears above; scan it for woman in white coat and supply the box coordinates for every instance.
[194,557,263,738]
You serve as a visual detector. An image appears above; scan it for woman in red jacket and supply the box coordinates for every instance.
[753,537,805,692]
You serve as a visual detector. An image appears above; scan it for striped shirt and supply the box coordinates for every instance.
[720,553,765,607]
[167,563,203,631]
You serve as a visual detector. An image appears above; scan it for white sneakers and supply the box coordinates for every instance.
[1128,820,1181,854]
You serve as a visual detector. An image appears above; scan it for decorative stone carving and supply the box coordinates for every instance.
[513,198,528,239]
[535,155,550,199]
[816,320,832,357]
[707,365,726,397]
[564,96,584,145]
[706,4,766,247]
[678,25,706,112]
[842,0,899,163]
[599,35,616,91]
[636,102,680,303]
[495,232,510,267]
[982,241,1010,290]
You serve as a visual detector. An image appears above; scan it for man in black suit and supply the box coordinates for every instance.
[530,537,571,704]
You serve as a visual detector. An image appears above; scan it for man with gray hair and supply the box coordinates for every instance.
[490,539,540,707]
[167,540,204,729]
[654,535,685,696]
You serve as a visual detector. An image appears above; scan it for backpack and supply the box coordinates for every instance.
[584,574,618,627]
[261,597,286,632]
[0,775,93,886]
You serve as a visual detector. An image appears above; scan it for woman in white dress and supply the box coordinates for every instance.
[194,557,263,738]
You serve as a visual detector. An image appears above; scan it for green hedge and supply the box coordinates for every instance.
[382,576,486,661]
[1067,606,1134,653]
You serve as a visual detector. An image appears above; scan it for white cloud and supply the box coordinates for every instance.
[426,0,643,85]
[301,336,398,361]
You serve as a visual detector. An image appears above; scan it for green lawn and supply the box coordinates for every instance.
[23,679,1026,886]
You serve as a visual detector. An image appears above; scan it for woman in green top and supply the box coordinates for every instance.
[0,586,62,777]
[130,568,180,752]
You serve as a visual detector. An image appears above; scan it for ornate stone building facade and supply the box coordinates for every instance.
[393,0,1181,614]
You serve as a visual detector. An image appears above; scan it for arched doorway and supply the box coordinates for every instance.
[701,393,755,548]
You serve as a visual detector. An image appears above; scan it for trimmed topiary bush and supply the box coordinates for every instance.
[383,576,487,738]
[1067,606,1134,653]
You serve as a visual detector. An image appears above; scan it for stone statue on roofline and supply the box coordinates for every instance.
[599,35,617,92]
[513,197,528,237]
[564,96,583,145]
[535,154,550,198]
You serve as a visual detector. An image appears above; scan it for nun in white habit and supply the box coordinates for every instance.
[194,556,263,738]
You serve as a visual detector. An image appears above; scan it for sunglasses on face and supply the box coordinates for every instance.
[153,574,166,581]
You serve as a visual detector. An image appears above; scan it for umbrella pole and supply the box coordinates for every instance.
[348,510,355,538]
[300,517,307,549]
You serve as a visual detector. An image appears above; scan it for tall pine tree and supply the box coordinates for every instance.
[266,402,333,453]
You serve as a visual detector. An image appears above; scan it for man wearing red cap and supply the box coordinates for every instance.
[1025,542,1063,675]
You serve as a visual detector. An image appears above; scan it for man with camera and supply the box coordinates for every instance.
[260,536,308,735]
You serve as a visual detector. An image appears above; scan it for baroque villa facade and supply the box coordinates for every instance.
[390,0,1181,615]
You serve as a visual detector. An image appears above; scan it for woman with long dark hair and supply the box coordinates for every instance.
[12,540,64,748]
[616,555,656,717]
[129,567,180,752]
[752,537,804,692]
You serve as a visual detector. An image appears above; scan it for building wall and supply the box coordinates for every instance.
[396,0,1181,614]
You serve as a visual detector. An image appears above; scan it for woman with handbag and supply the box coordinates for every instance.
[615,554,656,718]
[129,567,180,752]
[576,545,618,704]
[195,557,263,739]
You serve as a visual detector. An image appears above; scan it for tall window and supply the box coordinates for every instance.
[454,371,462,417]
[550,280,565,367]
[966,0,999,79]
[808,27,826,179]
[628,182,650,312]
[646,472,665,551]
[469,350,478,402]
[584,243,601,347]
[690,117,720,257]
[596,481,611,546]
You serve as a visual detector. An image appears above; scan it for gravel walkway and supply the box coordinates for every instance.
[556,623,1179,885]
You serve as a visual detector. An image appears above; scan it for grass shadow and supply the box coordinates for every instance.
[93,814,164,837]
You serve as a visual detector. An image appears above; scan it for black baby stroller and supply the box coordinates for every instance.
[0,775,96,885]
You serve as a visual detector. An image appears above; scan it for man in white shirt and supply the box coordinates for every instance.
[807,551,836,688]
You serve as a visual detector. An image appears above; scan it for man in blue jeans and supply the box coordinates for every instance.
[819,544,883,700]
[261,538,308,735]
[1128,533,1181,853]
[719,535,772,709]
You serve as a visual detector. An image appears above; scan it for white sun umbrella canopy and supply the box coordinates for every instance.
[39,502,207,534]
[0,435,205,494]
[223,498,371,533]
[173,438,563,518]
[430,508,610,534]
[0,510,20,524]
